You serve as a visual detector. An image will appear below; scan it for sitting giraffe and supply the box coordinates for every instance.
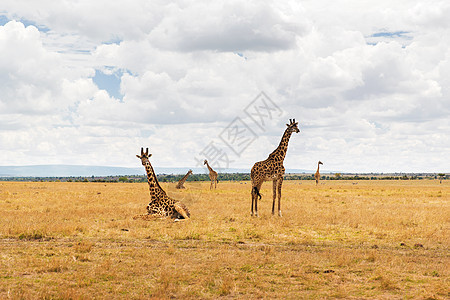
[176,169,193,189]
[133,148,190,220]
[204,160,218,189]
[314,161,323,185]
[251,119,300,217]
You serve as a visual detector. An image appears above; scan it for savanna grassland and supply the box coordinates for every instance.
[0,180,448,299]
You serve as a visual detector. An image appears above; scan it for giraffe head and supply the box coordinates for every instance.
[136,147,152,165]
[188,169,193,174]
[204,160,208,165]
[286,119,300,134]
[318,161,323,165]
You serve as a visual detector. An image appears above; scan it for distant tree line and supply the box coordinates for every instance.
[0,173,447,182]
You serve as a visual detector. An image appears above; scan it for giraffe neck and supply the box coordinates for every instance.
[206,162,214,173]
[144,162,166,200]
[316,163,321,173]
[178,171,191,184]
[269,128,293,161]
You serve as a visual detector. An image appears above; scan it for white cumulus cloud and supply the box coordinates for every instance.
[0,0,449,173]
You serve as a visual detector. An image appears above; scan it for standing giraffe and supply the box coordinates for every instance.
[176,169,193,189]
[314,161,323,185]
[251,119,300,217]
[204,160,218,189]
[133,148,190,220]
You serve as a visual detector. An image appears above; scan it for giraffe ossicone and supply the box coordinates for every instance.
[250,119,300,217]
[134,147,190,220]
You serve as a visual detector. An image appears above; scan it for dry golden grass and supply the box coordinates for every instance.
[0,180,448,299]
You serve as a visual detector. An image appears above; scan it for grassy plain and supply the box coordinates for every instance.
[0,180,448,299]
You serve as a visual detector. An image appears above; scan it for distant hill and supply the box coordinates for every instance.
[0,165,316,177]
[0,165,143,177]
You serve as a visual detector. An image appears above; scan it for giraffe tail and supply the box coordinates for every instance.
[253,187,262,200]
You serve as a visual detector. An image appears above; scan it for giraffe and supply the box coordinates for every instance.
[251,119,300,217]
[314,161,323,185]
[133,148,190,220]
[204,160,218,189]
[176,169,193,189]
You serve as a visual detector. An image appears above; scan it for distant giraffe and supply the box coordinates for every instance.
[204,160,218,189]
[251,119,300,217]
[176,169,193,189]
[133,148,190,220]
[314,161,323,185]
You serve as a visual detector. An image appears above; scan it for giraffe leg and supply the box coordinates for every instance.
[254,190,258,217]
[174,202,190,219]
[252,182,262,217]
[277,177,283,217]
[133,214,158,221]
[272,180,277,215]
[251,188,255,216]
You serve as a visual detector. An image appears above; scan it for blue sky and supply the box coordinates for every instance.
[2,13,122,100]
[0,14,48,31]
[370,31,409,38]
[0,1,449,173]
[92,69,123,100]
[0,15,8,25]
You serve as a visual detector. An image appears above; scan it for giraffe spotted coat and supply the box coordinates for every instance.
[251,119,300,217]
[134,148,190,220]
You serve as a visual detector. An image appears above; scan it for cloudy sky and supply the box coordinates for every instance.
[0,0,449,173]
